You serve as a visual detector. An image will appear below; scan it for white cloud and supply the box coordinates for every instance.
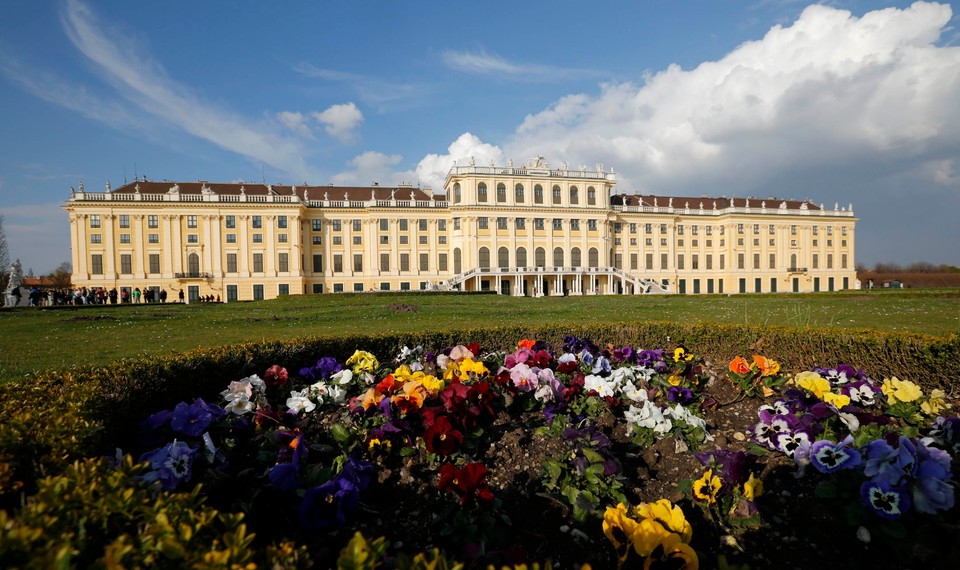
[276,111,314,138]
[331,151,417,187]
[441,49,598,80]
[416,133,503,192]
[292,62,419,108]
[59,0,323,182]
[312,103,363,143]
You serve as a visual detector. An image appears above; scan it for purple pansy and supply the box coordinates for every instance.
[300,477,361,530]
[170,398,225,437]
[809,436,861,474]
[299,356,342,381]
[863,437,918,486]
[139,440,197,491]
[860,479,911,520]
[911,441,955,514]
[693,450,757,485]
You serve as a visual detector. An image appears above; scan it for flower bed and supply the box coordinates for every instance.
[2,337,958,568]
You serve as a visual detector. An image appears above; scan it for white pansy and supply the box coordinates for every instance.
[223,392,254,415]
[583,374,615,398]
[286,389,316,414]
[327,384,347,404]
[332,369,354,385]
[621,381,649,402]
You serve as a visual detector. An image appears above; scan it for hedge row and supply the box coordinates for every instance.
[1,322,956,505]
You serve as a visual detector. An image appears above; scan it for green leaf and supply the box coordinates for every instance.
[330,423,354,446]
[814,481,838,499]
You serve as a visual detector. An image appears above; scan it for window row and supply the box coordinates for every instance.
[451,183,598,205]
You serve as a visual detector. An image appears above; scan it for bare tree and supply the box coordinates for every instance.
[0,214,9,292]
[49,261,73,289]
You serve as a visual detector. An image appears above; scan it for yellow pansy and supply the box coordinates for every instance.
[752,355,781,377]
[921,388,950,416]
[692,469,722,504]
[602,503,639,558]
[674,347,694,362]
[459,358,490,378]
[668,375,684,387]
[631,518,673,558]
[345,350,379,375]
[881,377,923,404]
[650,533,699,570]
[634,499,693,544]
[795,371,830,399]
[414,373,445,395]
[743,473,763,501]
[822,391,851,409]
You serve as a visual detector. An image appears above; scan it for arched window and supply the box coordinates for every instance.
[515,184,524,203]
[535,247,546,268]
[188,253,200,274]
[570,186,579,204]
[587,187,597,205]
[516,247,527,268]
[790,253,797,270]
[453,183,461,204]
[553,247,564,267]
[478,183,487,202]
[454,248,462,274]
[571,247,582,267]
[478,247,490,269]
[498,247,509,269]
[588,247,599,268]
[497,183,506,202]
[552,185,562,204]
[534,185,544,204]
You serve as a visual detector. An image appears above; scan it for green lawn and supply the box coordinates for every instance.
[1,289,958,381]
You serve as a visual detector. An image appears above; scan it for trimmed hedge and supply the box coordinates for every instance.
[0,322,956,508]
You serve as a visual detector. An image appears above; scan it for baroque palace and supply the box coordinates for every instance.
[64,159,858,302]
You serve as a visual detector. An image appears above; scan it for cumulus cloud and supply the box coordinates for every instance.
[416,133,503,191]
[499,2,960,199]
[275,111,314,138]
[331,151,417,187]
[312,103,363,143]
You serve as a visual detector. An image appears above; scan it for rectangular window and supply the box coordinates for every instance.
[720,254,725,270]
[813,226,820,236]
[399,219,408,231]
[498,217,508,229]
[352,219,361,232]
[841,226,847,236]
[400,253,410,272]
[380,282,390,291]
[660,253,668,270]
[631,253,638,270]
[380,253,390,272]
[419,219,427,231]
[278,216,288,229]
[353,254,363,272]
[187,215,198,228]
[91,254,103,274]
[333,284,344,293]
[535,218,545,230]
[738,253,745,270]
[149,254,161,274]
[553,219,563,230]
[614,253,622,269]
[769,253,776,269]
[630,223,637,234]
[148,215,158,229]
[332,219,341,231]
[334,254,343,273]
[646,253,653,270]
[438,253,449,271]
[313,254,323,273]
[354,283,364,292]
[827,254,834,269]
[705,226,712,236]
[253,253,264,273]
[149,233,159,244]
[645,223,652,234]
[645,238,652,246]
[120,234,131,244]
[706,254,713,270]
[89,214,101,228]
[253,285,264,301]
[399,236,408,245]
[791,225,797,235]
[119,214,130,228]
[226,215,236,229]
[842,253,848,269]
[419,235,428,244]
[333,236,342,245]
[753,253,760,270]
[769,239,775,247]
[692,254,699,270]
[588,220,598,231]
[691,225,698,236]
[279,234,289,243]
[420,253,429,271]
[677,224,684,235]
[254,216,264,229]
[438,236,447,244]
[278,253,289,272]
[661,223,668,235]
[438,220,446,231]
[478,217,489,230]
[768,224,775,235]
[253,234,263,244]
[614,222,622,233]
[228,285,239,301]
[120,254,132,275]
[312,236,322,245]
[677,254,684,270]
[813,253,819,269]
[227,253,238,273]
[91,234,102,244]
[226,233,237,243]
[380,235,389,244]
[380,219,388,231]
[352,236,360,245]
[312,219,322,232]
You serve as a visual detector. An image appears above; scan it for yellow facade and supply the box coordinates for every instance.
[63,163,858,302]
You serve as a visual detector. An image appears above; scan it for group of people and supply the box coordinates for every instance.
[4,286,194,306]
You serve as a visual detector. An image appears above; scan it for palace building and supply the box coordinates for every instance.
[63,160,858,302]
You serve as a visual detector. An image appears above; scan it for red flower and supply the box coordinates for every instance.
[467,380,497,421]
[441,380,469,414]
[531,350,553,369]
[423,415,463,456]
[264,365,289,387]
[438,462,495,508]
[376,374,399,395]
[466,343,481,357]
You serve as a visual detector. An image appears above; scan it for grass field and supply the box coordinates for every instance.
[1,289,958,381]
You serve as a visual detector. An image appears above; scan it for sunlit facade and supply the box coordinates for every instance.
[64,160,858,302]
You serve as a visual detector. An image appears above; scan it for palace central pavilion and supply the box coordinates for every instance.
[64,160,857,302]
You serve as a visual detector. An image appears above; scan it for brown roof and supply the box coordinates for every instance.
[110,181,443,202]
[611,194,820,210]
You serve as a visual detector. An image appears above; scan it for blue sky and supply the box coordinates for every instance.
[2,0,959,274]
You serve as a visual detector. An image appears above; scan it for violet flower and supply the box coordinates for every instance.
[139,440,197,491]
[809,436,861,474]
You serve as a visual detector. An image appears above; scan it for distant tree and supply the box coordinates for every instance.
[0,215,8,292]
[873,262,903,273]
[26,267,34,278]
[48,262,72,289]
[907,262,936,273]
